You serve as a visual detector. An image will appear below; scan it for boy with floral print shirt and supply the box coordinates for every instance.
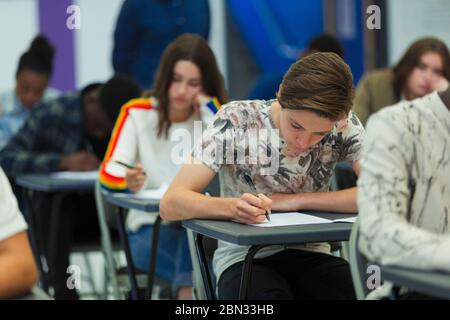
[161,52,365,299]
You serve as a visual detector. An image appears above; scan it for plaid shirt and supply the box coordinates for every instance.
[0,93,85,177]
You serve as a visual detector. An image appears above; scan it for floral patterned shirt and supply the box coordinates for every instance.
[192,99,366,281]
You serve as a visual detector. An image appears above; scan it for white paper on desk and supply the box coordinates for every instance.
[332,216,357,223]
[251,213,331,227]
[50,170,98,180]
[251,212,357,227]
[114,184,168,200]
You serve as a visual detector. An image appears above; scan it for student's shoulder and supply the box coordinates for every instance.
[30,92,80,118]
[366,100,419,140]
[120,97,157,117]
[371,98,417,123]
[217,99,269,127]
[358,68,394,92]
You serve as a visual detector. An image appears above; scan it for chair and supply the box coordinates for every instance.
[187,175,220,300]
[94,180,171,300]
[94,180,123,299]
[348,220,371,300]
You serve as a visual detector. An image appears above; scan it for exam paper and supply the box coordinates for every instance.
[251,212,356,227]
[50,170,99,180]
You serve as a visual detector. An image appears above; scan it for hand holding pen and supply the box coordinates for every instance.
[243,174,271,222]
[114,160,147,192]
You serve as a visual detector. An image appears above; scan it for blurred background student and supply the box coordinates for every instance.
[0,75,141,300]
[247,33,345,100]
[0,35,59,150]
[101,34,227,300]
[353,37,450,126]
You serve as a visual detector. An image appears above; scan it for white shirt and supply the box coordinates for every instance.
[358,91,450,273]
[0,167,27,241]
[101,97,215,231]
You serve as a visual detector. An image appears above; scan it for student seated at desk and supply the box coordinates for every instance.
[0,167,38,299]
[0,75,141,300]
[0,35,59,150]
[357,85,450,299]
[161,52,365,300]
[353,37,450,127]
[100,34,227,300]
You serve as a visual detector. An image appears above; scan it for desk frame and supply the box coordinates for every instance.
[183,212,355,300]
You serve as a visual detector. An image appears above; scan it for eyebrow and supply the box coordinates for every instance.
[290,118,331,135]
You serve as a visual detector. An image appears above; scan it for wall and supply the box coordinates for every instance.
[0,0,228,92]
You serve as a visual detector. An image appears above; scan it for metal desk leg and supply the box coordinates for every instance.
[239,245,265,300]
[20,188,49,293]
[115,206,140,300]
[47,192,70,298]
[146,215,162,299]
[195,233,215,300]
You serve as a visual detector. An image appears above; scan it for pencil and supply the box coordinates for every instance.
[243,174,271,221]
[113,160,146,176]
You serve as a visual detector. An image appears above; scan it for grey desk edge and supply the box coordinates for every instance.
[381,266,450,299]
[15,174,95,192]
[104,193,160,212]
[182,213,356,246]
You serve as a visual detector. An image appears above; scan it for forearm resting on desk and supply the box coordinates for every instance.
[160,190,234,221]
[161,190,268,225]
[271,187,358,213]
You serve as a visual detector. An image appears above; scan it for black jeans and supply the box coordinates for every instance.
[34,193,100,300]
[218,249,356,300]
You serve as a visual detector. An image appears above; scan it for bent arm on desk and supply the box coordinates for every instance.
[270,160,360,213]
[270,187,358,213]
[99,108,139,192]
[160,160,267,225]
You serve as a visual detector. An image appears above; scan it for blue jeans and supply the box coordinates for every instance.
[128,224,193,295]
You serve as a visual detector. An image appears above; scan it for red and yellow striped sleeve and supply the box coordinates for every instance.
[99,98,153,192]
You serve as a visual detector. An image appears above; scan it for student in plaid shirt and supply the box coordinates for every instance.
[0,75,141,299]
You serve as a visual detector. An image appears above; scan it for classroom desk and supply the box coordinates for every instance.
[381,266,450,299]
[103,193,160,300]
[183,211,356,300]
[15,173,96,294]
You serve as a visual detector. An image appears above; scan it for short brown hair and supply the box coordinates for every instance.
[278,52,354,120]
[146,33,228,138]
[393,37,450,98]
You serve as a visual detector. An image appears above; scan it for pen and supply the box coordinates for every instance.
[243,173,271,222]
[113,160,146,176]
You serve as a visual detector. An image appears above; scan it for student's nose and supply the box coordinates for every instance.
[178,82,187,95]
[297,133,312,149]
[423,68,434,83]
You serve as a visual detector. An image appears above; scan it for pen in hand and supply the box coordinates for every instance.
[243,173,271,222]
[113,160,147,176]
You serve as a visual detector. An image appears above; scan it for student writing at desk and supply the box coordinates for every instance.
[161,52,365,299]
[100,34,227,299]
[0,75,141,299]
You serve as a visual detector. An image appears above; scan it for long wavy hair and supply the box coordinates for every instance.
[145,33,228,138]
[392,37,450,99]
